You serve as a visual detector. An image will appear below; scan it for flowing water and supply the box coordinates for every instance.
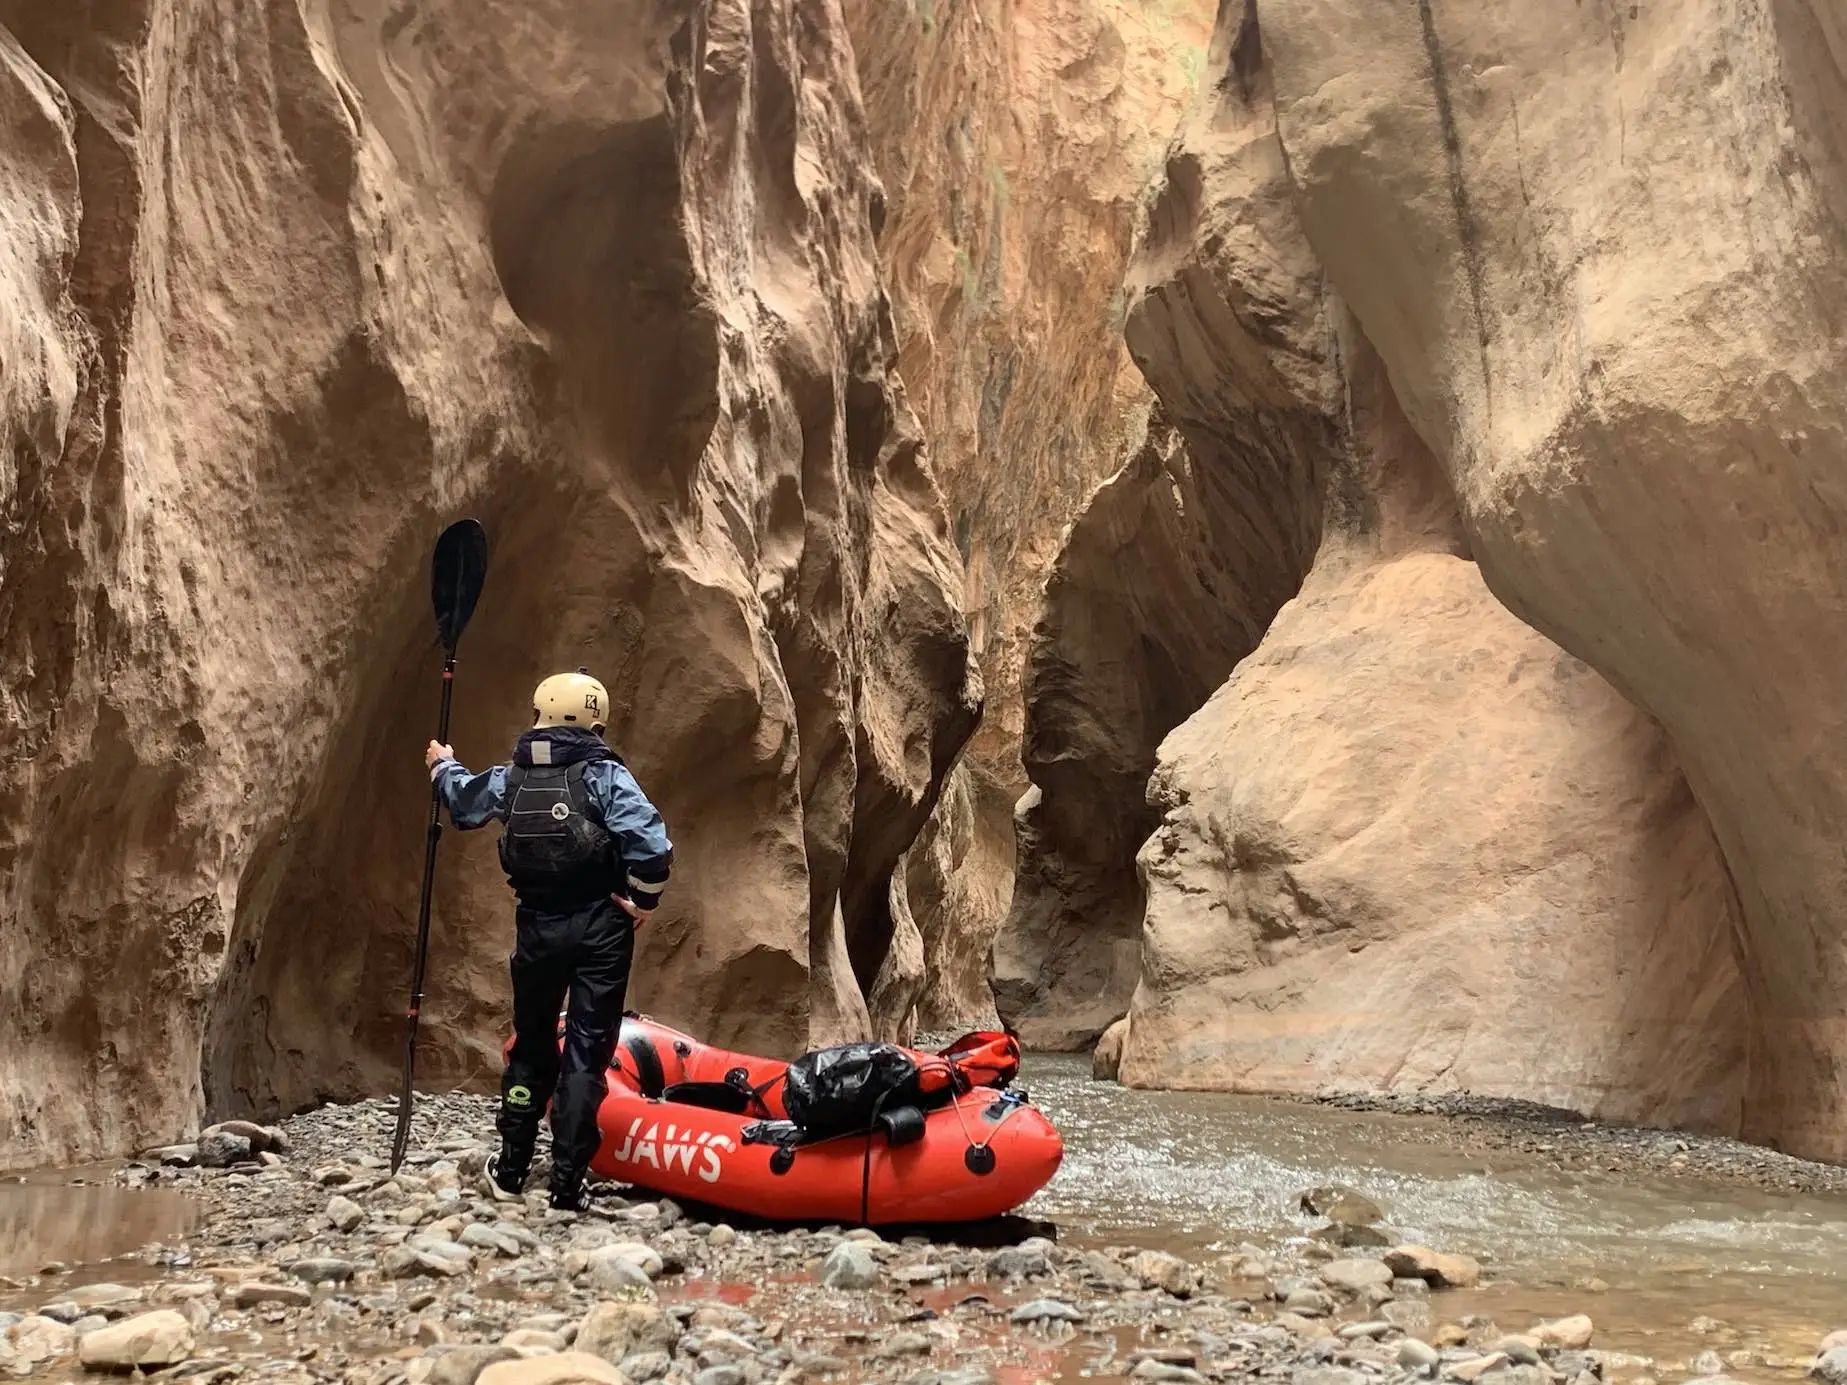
[5,1059,1845,1378]
[1017,1054,1847,1374]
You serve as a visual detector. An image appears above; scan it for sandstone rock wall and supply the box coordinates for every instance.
[995,26,1337,1046]
[1123,320,1749,1131]
[843,0,1213,1034]
[1244,0,1847,1158]
[1010,0,1761,1137]
[0,0,977,1171]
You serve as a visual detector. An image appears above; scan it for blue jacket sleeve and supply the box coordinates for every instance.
[587,762,673,908]
[431,760,509,830]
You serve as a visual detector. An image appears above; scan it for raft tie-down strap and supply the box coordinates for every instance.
[725,1067,786,1120]
[949,1088,1027,1177]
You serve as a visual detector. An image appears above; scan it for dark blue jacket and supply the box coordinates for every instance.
[431,731,673,909]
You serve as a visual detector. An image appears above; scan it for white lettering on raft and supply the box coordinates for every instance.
[609,1117,735,1182]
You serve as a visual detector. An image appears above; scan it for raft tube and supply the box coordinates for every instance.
[554,1014,1063,1225]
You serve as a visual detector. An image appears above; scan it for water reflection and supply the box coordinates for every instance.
[0,1172,195,1279]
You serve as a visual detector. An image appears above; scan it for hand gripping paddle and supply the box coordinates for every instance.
[389,517,489,1174]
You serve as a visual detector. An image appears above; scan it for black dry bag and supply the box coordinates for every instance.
[781,1042,922,1140]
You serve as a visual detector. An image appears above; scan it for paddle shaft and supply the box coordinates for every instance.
[390,655,458,1172]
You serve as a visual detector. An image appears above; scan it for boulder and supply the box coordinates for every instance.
[1130,1249,1201,1297]
[75,1310,193,1371]
[1318,1259,1394,1296]
[819,1241,879,1290]
[1299,1187,1385,1227]
[1531,1317,1596,1351]
[5,1315,75,1365]
[575,1302,680,1365]
[1383,1247,1482,1290]
[1093,1015,1131,1082]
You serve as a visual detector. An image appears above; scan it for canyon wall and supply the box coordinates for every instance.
[0,0,977,1171]
[844,0,1214,1032]
[1240,0,1847,1155]
[1011,0,1796,1139]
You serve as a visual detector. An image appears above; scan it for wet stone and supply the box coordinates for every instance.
[1319,1259,1394,1295]
[989,1243,1051,1279]
[1384,1246,1482,1290]
[1012,1299,1085,1325]
[1132,1249,1201,1297]
[286,1257,357,1284]
[1400,1339,1443,1374]
[1131,1363,1205,1383]
[198,1131,253,1167]
[1494,1337,1545,1366]
[1811,1350,1847,1385]
[872,1330,933,1358]
[1311,1222,1395,1249]
[622,1350,672,1381]
[820,1241,878,1289]
[8,1314,77,1365]
[1299,1186,1386,1227]
[231,1281,312,1308]
[327,1194,366,1232]
[890,1263,949,1286]
[76,1309,194,1371]
[1284,1289,1338,1318]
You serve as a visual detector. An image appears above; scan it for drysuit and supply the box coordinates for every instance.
[431,724,672,1205]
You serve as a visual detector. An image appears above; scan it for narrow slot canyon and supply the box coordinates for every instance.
[6,0,1847,1379]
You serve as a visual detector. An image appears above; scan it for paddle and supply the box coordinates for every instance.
[390,517,490,1173]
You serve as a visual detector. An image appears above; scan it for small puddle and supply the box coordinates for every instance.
[0,1164,197,1284]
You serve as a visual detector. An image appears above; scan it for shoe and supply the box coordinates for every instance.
[547,1174,591,1213]
[484,1152,526,1201]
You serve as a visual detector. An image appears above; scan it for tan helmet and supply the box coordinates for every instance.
[532,667,609,734]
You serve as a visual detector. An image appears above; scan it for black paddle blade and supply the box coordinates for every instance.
[431,518,489,652]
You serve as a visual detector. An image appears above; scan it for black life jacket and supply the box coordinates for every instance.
[497,761,620,910]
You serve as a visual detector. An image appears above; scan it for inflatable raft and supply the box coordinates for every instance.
[556,1014,1062,1225]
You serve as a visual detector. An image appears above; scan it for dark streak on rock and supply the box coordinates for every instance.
[1229,0,1264,107]
[1415,0,1493,421]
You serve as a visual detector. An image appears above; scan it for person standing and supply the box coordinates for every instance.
[424,668,672,1211]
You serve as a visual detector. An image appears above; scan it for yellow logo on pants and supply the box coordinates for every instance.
[506,1085,533,1107]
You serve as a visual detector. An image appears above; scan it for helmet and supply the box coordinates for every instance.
[532,667,609,734]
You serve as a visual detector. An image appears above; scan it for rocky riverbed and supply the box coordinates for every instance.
[3,1094,1847,1385]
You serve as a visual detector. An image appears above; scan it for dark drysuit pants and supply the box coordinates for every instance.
[496,897,634,1190]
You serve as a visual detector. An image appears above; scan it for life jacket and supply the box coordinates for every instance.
[497,761,621,910]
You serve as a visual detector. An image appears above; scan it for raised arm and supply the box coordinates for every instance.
[426,741,510,830]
